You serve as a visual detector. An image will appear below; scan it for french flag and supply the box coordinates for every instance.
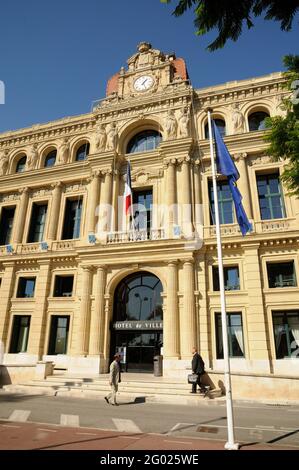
[124,161,132,216]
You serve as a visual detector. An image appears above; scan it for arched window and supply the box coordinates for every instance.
[16,156,26,173]
[114,272,163,322]
[44,150,57,168]
[205,119,226,139]
[127,130,162,154]
[248,111,269,132]
[75,143,90,162]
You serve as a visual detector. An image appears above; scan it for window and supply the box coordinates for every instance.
[16,156,26,173]
[114,272,163,322]
[248,111,269,131]
[17,277,36,298]
[44,150,56,168]
[62,198,82,239]
[127,130,162,154]
[272,311,299,359]
[27,203,48,243]
[132,189,153,235]
[205,119,226,139]
[75,143,89,162]
[257,173,286,220]
[267,262,297,288]
[209,180,233,224]
[53,275,74,297]
[216,312,244,358]
[48,316,70,355]
[0,206,15,245]
[9,316,31,353]
[213,266,240,291]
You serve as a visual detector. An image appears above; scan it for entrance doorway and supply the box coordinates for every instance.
[110,272,163,372]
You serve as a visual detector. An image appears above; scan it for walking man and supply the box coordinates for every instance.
[105,354,121,406]
[191,347,205,394]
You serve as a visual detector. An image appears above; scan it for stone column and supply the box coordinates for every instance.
[47,182,63,241]
[89,265,107,356]
[12,187,29,244]
[163,261,180,359]
[242,243,270,372]
[29,260,52,358]
[235,153,253,219]
[78,266,93,356]
[165,159,177,238]
[193,160,203,235]
[111,170,120,232]
[0,262,16,350]
[180,259,197,359]
[180,157,193,238]
[97,170,113,240]
[86,171,101,236]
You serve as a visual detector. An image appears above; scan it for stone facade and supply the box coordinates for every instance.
[0,43,298,394]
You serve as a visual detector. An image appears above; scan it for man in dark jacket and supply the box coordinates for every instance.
[191,347,205,393]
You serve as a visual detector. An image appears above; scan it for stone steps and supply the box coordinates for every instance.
[3,374,222,404]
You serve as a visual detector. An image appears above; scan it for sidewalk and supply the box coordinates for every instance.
[0,420,297,451]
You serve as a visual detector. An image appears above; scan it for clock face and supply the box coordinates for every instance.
[134,75,154,91]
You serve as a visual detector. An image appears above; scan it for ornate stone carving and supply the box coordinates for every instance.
[231,103,245,134]
[250,155,271,166]
[177,106,190,138]
[65,183,86,193]
[127,42,164,71]
[57,138,69,165]
[164,110,177,140]
[31,188,52,197]
[94,123,107,152]
[0,150,9,176]
[106,122,118,151]
[0,192,19,202]
[27,144,39,170]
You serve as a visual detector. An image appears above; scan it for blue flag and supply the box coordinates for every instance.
[212,121,252,236]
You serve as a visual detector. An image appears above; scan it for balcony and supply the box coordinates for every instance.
[107,228,166,244]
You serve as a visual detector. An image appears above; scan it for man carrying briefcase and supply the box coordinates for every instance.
[191,347,205,394]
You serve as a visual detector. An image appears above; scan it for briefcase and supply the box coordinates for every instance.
[187,374,198,384]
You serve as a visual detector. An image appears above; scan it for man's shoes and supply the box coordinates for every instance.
[104,396,109,404]
[190,391,196,394]
[111,403,119,406]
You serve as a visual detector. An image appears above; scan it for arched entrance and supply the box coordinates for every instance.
[110,271,163,372]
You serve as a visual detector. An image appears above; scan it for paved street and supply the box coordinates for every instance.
[0,391,299,450]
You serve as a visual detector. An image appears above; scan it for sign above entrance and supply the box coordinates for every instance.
[113,321,163,330]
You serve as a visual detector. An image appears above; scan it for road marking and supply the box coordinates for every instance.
[256,425,275,429]
[1,424,21,428]
[164,440,192,445]
[169,422,196,433]
[112,418,142,434]
[37,428,57,433]
[8,410,31,422]
[60,414,80,427]
[122,436,141,440]
[76,432,97,436]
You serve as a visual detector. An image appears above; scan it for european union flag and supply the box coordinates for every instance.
[212,121,252,236]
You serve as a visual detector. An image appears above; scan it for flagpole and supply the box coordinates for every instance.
[207,109,239,451]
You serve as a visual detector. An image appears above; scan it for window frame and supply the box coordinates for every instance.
[9,315,31,353]
[266,261,297,288]
[272,310,299,359]
[16,277,36,299]
[256,172,286,220]
[53,274,74,297]
[209,179,234,225]
[126,130,162,154]
[0,205,16,245]
[48,315,70,355]
[215,311,245,359]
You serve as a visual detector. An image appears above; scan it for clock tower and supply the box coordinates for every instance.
[105,42,189,100]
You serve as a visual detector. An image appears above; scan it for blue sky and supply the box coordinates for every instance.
[0,0,298,133]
